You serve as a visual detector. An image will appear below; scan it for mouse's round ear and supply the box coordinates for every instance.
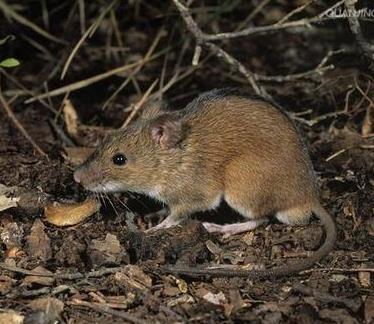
[140,100,167,121]
[150,114,183,149]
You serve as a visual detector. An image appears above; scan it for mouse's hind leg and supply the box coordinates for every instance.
[202,192,268,235]
[276,205,312,225]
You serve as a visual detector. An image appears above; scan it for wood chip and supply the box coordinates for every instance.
[25,219,52,261]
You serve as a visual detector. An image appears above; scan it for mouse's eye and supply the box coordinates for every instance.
[112,153,127,166]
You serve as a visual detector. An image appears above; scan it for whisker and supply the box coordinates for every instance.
[112,194,132,213]
[104,191,120,218]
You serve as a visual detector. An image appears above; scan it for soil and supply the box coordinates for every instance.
[0,1,373,323]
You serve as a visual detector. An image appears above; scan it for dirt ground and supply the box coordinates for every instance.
[0,1,373,323]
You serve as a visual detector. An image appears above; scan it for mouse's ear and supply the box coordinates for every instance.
[140,100,167,121]
[150,114,183,149]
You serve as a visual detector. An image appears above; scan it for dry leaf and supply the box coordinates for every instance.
[63,99,79,138]
[362,106,372,136]
[166,294,195,307]
[45,199,101,226]
[0,184,20,212]
[0,311,24,324]
[0,220,23,250]
[0,275,14,295]
[176,278,188,294]
[358,264,371,288]
[23,266,55,286]
[28,297,64,322]
[90,233,122,266]
[26,219,51,261]
[319,308,359,324]
[365,296,374,323]
[114,265,152,291]
[202,291,227,305]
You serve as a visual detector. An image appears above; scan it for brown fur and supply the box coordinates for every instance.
[74,89,336,279]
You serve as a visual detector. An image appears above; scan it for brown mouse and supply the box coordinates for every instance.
[74,88,336,279]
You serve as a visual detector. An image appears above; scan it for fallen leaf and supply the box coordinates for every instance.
[319,308,359,324]
[90,233,123,266]
[114,265,152,291]
[176,278,188,294]
[25,219,51,261]
[0,184,20,212]
[365,296,374,323]
[0,311,24,324]
[28,297,64,322]
[203,292,226,305]
[358,264,371,288]
[63,99,79,138]
[45,199,101,226]
[362,106,372,136]
[23,266,55,286]
[0,275,14,295]
[166,294,195,307]
[0,220,23,250]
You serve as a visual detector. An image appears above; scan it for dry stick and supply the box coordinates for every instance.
[61,0,118,79]
[0,90,47,157]
[69,299,147,324]
[102,29,165,109]
[205,42,263,96]
[175,0,347,41]
[122,79,159,128]
[0,68,56,113]
[26,59,152,104]
[172,0,338,95]
[345,0,374,62]
[0,0,65,44]
[0,262,123,280]
[172,0,264,96]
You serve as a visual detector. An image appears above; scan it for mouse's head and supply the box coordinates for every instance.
[73,112,185,194]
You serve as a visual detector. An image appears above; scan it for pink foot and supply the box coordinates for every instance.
[202,219,268,235]
[146,216,181,233]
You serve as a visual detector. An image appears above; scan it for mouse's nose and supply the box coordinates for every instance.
[73,168,83,183]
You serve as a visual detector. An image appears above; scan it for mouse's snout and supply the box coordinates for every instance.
[73,164,104,189]
[73,168,83,183]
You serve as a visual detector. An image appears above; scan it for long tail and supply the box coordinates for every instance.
[162,204,337,279]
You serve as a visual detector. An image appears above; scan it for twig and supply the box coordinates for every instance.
[69,299,147,324]
[0,262,123,280]
[293,283,361,312]
[325,144,374,162]
[0,0,65,44]
[61,0,117,79]
[25,56,160,103]
[0,89,47,157]
[122,79,159,128]
[172,0,338,95]
[173,0,346,41]
[302,267,374,273]
[344,0,374,63]
[102,29,165,109]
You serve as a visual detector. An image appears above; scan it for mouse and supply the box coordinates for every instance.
[73,88,337,279]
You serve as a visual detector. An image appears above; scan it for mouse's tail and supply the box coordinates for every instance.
[161,204,337,279]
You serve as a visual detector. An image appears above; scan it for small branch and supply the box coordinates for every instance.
[69,299,147,324]
[173,0,346,41]
[172,0,339,95]
[121,79,159,128]
[0,89,47,157]
[345,0,374,63]
[0,262,123,280]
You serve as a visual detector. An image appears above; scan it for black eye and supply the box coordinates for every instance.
[112,153,127,166]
